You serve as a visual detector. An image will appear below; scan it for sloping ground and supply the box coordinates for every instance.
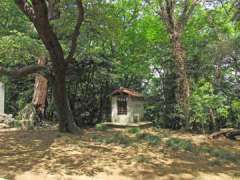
[0,128,239,180]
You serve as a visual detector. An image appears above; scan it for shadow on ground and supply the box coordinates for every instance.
[0,130,57,179]
[0,128,239,180]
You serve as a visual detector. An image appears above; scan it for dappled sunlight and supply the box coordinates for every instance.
[0,128,239,180]
[0,130,57,179]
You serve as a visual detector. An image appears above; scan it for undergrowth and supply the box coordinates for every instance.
[91,132,133,146]
[166,137,240,162]
[166,138,193,151]
[134,154,150,163]
[128,127,141,134]
[95,124,108,131]
[91,130,161,146]
[136,133,161,146]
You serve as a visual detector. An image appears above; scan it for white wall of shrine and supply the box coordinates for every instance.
[111,96,144,124]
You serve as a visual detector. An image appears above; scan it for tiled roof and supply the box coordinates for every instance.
[111,87,143,97]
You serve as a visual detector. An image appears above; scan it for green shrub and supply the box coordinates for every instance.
[95,124,108,131]
[145,135,161,145]
[136,133,161,145]
[92,133,132,146]
[196,145,239,162]
[209,159,222,166]
[233,172,240,177]
[135,132,146,140]
[166,138,193,151]
[190,81,229,132]
[128,127,141,134]
[196,145,212,154]
[210,148,228,159]
[209,148,238,162]
[134,155,150,163]
[9,120,21,128]
[107,133,132,145]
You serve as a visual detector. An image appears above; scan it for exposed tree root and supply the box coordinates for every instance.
[209,128,240,140]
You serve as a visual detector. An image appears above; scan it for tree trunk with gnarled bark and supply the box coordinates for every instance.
[156,0,201,123]
[209,128,240,140]
[13,0,84,133]
[170,31,190,119]
[32,57,48,121]
[52,68,80,133]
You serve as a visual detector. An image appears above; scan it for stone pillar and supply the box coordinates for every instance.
[0,82,4,113]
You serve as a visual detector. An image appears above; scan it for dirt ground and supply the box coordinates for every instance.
[0,128,239,180]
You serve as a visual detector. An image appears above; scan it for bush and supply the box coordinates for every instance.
[95,124,108,131]
[136,133,161,146]
[107,133,132,145]
[166,138,193,151]
[12,120,22,128]
[209,148,238,162]
[134,155,150,163]
[189,81,229,132]
[128,127,141,134]
[196,145,212,154]
[91,133,132,146]
[194,145,239,162]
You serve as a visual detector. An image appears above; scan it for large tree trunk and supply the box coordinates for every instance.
[14,0,84,134]
[35,37,80,133]
[171,31,190,121]
[33,11,80,133]
[52,64,80,133]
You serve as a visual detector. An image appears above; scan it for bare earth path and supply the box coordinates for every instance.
[0,128,239,180]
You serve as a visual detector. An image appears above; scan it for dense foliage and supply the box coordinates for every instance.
[0,0,239,132]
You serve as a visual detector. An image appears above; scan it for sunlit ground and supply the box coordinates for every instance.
[0,128,239,180]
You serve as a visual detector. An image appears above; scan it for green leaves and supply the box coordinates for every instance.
[0,32,44,65]
[190,80,229,131]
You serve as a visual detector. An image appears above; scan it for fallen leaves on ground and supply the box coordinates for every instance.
[0,128,239,180]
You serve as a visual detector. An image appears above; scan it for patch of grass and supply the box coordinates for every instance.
[56,133,63,138]
[209,148,238,162]
[196,145,212,154]
[166,138,193,152]
[95,124,108,131]
[134,155,150,163]
[11,120,21,128]
[91,134,100,141]
[210,148,228,159]
[209,159,222,166]
[63,136,73,144]
[106,133,132,145]
[196,145,239,162]
[128,127,141,134]
[136,133,161,146]
[233,172,240,177]
[91,132,132,146]
[165,137,240,162]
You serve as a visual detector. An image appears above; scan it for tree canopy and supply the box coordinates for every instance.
[0,0,239,132]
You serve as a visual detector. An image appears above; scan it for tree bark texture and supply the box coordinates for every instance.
[170,31,190,118]
[14,0,84,133]
[157,0,199,122]
[52,68,80,133]
[32,57,48,120]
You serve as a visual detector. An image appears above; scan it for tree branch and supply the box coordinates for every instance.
[31,0,49,20]
[180,0,200,28]
[0,65,45,78]
[66,0,84,62]
[158,0,176,34]
[166,0,176,30]
[29,0,66,69]
[15,0,36,21]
